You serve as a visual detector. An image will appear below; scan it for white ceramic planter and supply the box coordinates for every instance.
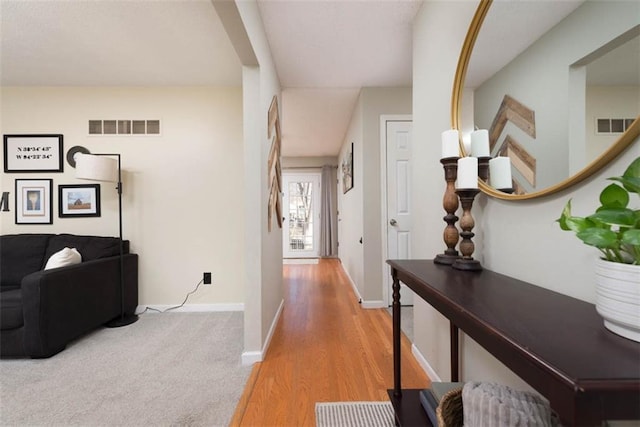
[595,258,640,343]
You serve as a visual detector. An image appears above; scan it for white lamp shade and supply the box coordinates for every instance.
[75,154,118,182]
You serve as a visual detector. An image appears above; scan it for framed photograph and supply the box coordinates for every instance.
[15,179,53,224]
[58,184,101,218]
[342,142,354,194]
[4,134,64,173]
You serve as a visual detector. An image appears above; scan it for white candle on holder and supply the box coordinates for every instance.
[462,132,472,155]
[441,130,460,159]
[470,129,490,157]
[489,156,512,189]
[457,156,478,189]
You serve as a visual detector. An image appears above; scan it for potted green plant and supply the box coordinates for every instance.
[558,156,640,342]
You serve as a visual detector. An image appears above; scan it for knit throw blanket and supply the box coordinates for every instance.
[462,382,557,427]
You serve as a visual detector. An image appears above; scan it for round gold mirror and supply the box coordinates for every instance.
[452,0,640,200]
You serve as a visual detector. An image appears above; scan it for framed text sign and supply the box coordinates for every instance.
[3,134,64,173]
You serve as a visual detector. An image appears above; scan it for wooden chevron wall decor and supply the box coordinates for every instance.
[489,95,536,150]
[512,178,526,196]
[267,95,282,232]
[489,94,537,192]
[497,135,536,187]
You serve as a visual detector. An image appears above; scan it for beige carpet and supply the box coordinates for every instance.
[0,312,251,426]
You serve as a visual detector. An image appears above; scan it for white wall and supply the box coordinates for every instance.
[361,88,412,303]
[236,0,283,361]
[413,0,640,391]
[337,87,412,304]
[586,85,640,162]
[338,94,365,298]
[0,86,244,307]
[412,0,477,381]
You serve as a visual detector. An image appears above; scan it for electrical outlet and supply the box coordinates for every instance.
[203,272,212,285]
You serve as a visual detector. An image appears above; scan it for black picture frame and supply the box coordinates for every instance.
[58,184,101,218]
[342,142,354,194]
[15,179,53,225]
[3,134,64,173]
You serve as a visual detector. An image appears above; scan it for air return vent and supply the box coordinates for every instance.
[88,120,161,136]
[596,118,635,134]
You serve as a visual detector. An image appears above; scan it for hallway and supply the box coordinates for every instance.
[232,259,430,426]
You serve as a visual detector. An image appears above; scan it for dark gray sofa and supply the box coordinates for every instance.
[0,233,138,358]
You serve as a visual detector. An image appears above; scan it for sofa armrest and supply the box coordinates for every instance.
[20,253,138,358]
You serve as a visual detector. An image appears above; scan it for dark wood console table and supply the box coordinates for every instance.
[387,260,640,426]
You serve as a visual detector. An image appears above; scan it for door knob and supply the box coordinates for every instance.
[390,219,398,226]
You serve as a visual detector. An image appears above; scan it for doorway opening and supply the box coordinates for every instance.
[282,172,321,259]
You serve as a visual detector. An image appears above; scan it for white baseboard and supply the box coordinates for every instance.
[362,300,386,309]
[340,262,363,303]
[261,299,284,360]
[340,262,386,309]
[412,343,442,382]
[241,299,285,366]
[136,303,244,314]
[241,351,262,365]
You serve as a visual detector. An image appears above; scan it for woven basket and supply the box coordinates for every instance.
[436,387,463,427]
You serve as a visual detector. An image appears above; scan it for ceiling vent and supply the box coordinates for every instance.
[88,120,161,136]
[596,118,635,134]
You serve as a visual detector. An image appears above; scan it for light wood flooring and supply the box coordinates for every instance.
[230,258,430,426]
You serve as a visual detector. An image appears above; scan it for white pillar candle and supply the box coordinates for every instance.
[462,132,472,155]
[470,129,490,157]
[456,156,478,189]
[441,130,460,159]
[489,156,512,189]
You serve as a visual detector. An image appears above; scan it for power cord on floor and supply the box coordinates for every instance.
[136,278,204,315]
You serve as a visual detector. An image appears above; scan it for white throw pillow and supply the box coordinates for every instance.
[44,247,82,270]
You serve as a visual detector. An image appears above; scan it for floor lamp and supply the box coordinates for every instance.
[71,147,138,327]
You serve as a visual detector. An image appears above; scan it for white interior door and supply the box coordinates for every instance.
[385,120,414,305]
[282,173,321,258]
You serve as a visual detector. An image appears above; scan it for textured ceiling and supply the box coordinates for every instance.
[257,0,422,157]
[281,88,361,157]
[587,36,640,86]
[0,0,241,86]
[257,0,421,88]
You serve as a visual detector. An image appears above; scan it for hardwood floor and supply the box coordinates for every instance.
[232,258,430,427]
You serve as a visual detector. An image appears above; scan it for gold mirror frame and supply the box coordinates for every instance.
[451,0,640,200]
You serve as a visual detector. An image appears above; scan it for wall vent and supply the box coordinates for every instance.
[596,118,635,134]
[88,120,161,136]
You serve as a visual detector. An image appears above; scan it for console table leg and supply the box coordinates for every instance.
[451,322,459,382]
[392,269,402,397]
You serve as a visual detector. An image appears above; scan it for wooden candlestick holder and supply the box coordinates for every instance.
[478,156,491,182]
[452,188,482,271]
[434,157,461,265]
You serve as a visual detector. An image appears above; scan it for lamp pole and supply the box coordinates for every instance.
[74,149,137,327]
[100,153,137,327]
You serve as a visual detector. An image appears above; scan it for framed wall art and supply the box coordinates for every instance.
[267,95,282,232]
[342,142,354,194]
[4,134,64,173]
[58,184,101,218]
[15,179,53,224]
